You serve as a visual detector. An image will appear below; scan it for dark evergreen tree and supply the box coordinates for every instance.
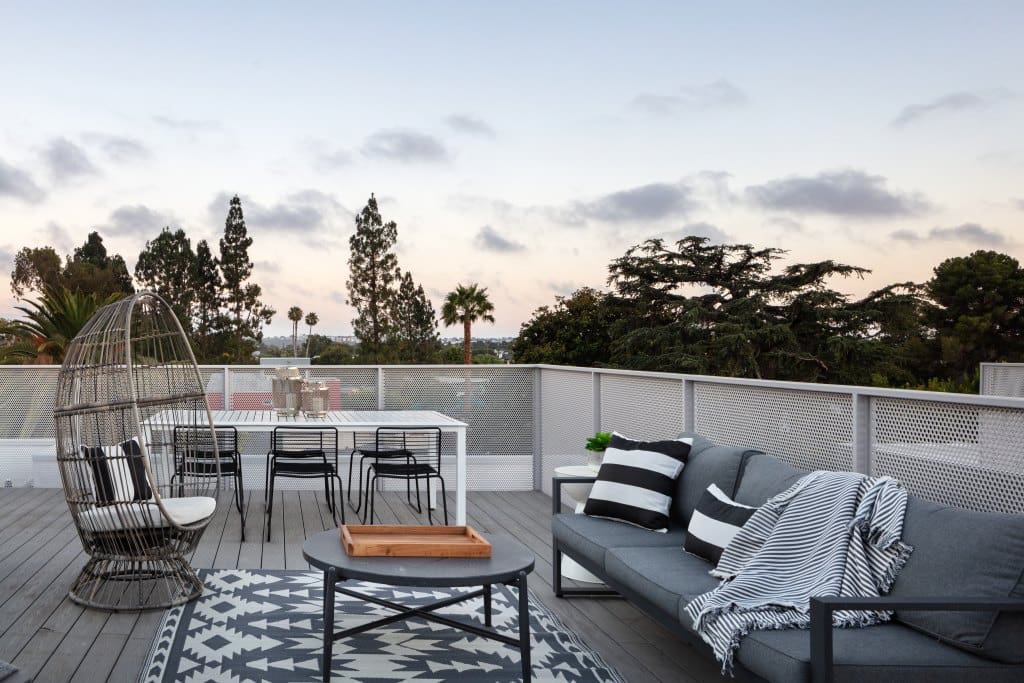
[512,287,621,366]
[134,228,196,332]
[192,239,224,361]
[346,194,400,362]
[389,271,439,363]
[67,231,135,297]
[219,195,275,362]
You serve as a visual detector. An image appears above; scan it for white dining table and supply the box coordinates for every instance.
[158,409,470,525]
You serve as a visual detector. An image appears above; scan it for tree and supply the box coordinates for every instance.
[64,231,135,298]
[11,246,63,298]
[134,228,196,332]
[441,283,495,364]
[218,195,274,362]
[288,306,303,357]
[588,236,929,384]
[923,251,1024,385]
[4,286,121,363]
[304,311,319,357]
[192,239,224,362]
[314,342,358,365]
[512,287,621,366]
[389,271,439,363]
[346,194,399,362]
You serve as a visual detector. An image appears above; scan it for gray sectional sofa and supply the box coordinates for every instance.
[551,433,1024,682]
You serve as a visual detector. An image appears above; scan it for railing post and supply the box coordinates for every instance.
[592,370,601,434]
[683,378,695,433]
[851,392,871,475]
[376,366,384,410]
[533,366,543,491]
[223,366,231,411]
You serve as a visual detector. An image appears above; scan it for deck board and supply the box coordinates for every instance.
[0,488,720,683]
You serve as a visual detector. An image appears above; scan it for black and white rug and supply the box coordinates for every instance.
[0,660,16,682]
[141,569,624,682]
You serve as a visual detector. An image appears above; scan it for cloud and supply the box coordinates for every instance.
[0,157,45,202]
[103,204,177,239]
[362,129,451,163]
[82,133,151,163]
[746,169,930,218]
[630,79,748,115]
[315,147,353,169]
[153,115,221,132]
[474,225,525,253]
[254,260,282,274]
[43,222,74,253]
[207,190,350,247]
[665,221,730,244]
[0,246,14,272]
[1015,198,1024,210]
[568,181,699,224]
[42,137,99,183]
[328,290,348,304]
[892,89,1015,127]
[445,114,496,137]
[890,223,1008,247]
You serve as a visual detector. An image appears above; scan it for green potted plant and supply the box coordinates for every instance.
[585,431,611,469]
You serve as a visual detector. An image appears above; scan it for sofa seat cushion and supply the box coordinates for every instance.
[605,546,719,625]
[889,495,1024,663]
[551,513,684,571]
[728,620,1024,683]
[733,452,808,507]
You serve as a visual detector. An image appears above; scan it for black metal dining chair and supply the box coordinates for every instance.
[173,425,246,540]
[361,427,447,525]
[265,426,343,540]
[347,429,416,519]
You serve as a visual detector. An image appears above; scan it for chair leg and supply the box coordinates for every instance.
[325,471,337,526]
[333,473,345,525]
[367,473,377,525]
[438,476,449,525]
[234,467,246,542]
[346,451,358,511]
[266,467,275,542]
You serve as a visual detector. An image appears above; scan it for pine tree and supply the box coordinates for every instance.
[219,195,274,362]
[192,239,223,362]
[134,227,196,332]
[346,194,400,362]
[390,271,439,363]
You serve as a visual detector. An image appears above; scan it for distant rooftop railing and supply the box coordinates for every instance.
[981,362,1024,398]
[2,364,1023,514]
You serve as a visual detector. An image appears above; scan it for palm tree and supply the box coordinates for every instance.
[5,286,121,363]
[304,311,318,357]
[441,283,495,364]
[287,306,303,357]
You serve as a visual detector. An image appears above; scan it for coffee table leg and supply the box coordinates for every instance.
[518,570,531,682]
[323,567,336,683]
[483,583,492,627]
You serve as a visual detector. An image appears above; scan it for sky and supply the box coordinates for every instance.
[1,2,1022,338]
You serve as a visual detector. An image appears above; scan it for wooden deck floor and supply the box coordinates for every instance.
[0,487,723,683]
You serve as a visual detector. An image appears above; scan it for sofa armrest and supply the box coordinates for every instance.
[551,475,597,515]
[810,595,1024,683]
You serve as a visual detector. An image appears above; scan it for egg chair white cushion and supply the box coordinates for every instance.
[78,496,217,533]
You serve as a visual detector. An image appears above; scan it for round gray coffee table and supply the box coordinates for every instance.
[303,529,536,682]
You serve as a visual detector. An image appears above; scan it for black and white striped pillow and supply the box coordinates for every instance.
[685,484,758,565]
[583,432,692,531]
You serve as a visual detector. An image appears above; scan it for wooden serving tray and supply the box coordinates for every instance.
[340,524,492,558]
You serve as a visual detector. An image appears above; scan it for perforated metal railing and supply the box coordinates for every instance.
[3,363,1024,513]
[981,363,1024,397]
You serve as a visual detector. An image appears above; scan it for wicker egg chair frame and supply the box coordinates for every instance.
[54,291,220,611]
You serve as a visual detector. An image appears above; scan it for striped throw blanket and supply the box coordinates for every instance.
[684,470,913,674]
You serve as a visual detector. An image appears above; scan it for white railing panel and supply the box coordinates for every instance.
[599,373,684,440]
[694,382,855,473]
[981,363,1024,398]
[540,368,594,497]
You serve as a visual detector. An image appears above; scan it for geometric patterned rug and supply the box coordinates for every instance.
[0,661,15,682]
[140,569,625,682]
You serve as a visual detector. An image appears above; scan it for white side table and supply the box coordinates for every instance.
[554,464,605,584]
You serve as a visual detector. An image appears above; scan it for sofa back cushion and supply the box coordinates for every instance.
[732,452,808,507]
[671,433,751,527]
[890,495,1024,663]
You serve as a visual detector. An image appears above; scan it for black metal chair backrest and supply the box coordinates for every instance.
[173,425,238,474]
[375,427,441,470]
[271,426,338,458]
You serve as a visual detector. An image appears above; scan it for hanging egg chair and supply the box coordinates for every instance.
[54,291,219,611]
